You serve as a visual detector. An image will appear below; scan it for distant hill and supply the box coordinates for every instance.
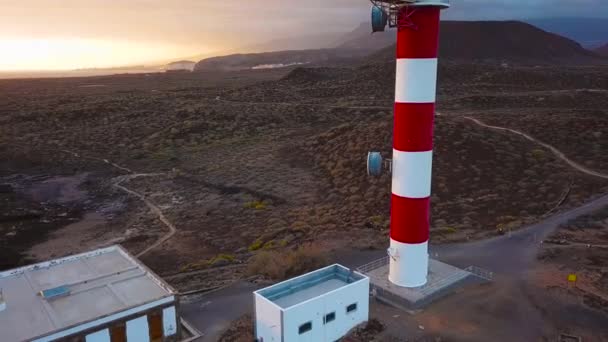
[526,18,608,48]
[595,44,608,56]
[334,22,396,51]
[194,20,604,72]
[166,60,196,72]
[194,49,370,72]
[369,21,603,63]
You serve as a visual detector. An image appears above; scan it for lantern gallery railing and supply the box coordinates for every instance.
[370,0,450,32]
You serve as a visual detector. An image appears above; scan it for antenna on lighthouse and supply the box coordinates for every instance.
[370,0,449,31]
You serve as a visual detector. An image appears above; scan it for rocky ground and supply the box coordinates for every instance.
[1,62,607,293]
[538,205,608,315]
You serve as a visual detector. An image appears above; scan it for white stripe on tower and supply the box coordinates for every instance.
[389,3,447,288]
[391,150,433,199]
[395,58,438,103]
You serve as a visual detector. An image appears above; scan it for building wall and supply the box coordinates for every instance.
[162,306,178,337]
[282,279,369,342]
[255,278,369,342]
[254,294,282,341]
[85,329,110,342]
[35,299,178,342]
[126,316,150,341]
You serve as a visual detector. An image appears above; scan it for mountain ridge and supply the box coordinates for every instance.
[369,20,604,63]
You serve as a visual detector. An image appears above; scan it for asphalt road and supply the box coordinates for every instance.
[180,193,608,341]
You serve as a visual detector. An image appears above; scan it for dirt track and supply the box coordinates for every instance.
[58,149,176,257]
[464,116,608,180]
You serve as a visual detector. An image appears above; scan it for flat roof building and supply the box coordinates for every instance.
[254,264,369,342]
[0,245,179,342]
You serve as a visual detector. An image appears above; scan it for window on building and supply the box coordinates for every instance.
[324,312,336,324]
[346,303,358,314]
[299,321,313,334]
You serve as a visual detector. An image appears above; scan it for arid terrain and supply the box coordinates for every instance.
[539,205,608,315]
[2,58,608,298]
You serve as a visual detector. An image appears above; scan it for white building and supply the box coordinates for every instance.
[254,264,369,342]
[0,245,179,342]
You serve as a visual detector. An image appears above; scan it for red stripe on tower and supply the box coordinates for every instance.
[389,4,445,288]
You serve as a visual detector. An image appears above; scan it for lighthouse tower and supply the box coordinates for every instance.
[368,0,449,288]
[389,1,448,288]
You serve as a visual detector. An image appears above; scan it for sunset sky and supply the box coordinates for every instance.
[1,0,607,71]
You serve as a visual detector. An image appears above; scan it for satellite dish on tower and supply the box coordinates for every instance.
[367,152,392,176]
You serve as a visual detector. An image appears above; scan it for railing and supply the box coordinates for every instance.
[357,256,389,275]
[465,266,494,281]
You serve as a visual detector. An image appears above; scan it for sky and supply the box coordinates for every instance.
[0,0,607,71]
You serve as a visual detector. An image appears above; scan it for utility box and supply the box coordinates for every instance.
[254,264,369,342]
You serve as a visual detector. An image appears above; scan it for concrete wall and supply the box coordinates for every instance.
[282,278,369,342]
[255,278,369,342]
[127,315,150,341]
[85,329,110,342]
[254,293,283,341]
[163,306,178,336]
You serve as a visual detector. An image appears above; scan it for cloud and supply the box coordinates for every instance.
[0,0,606,51]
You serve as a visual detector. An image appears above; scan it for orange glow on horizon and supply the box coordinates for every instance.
[0,38,211,71]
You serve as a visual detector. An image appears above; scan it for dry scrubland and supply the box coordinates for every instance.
[1,62,608,291]
[539,205,608,314]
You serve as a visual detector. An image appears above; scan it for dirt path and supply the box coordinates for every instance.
[60,149,134,173]
[58,149,174,257]
[463,116,608,180]
[112,174,175,258]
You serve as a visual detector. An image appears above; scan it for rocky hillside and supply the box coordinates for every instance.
[194,49,369,71]
[195,21,604,72]
[595,43,608,56]
[526,17,608,48]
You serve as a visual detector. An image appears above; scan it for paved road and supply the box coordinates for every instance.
[181,193,608,340]
[181,281,261,341]
[435,193,608,276]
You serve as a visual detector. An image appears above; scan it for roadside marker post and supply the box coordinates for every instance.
[568,274,577,288]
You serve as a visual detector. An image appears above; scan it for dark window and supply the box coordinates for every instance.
[324,312,336,324]
[299,321,313,334]
[346,303,358,313]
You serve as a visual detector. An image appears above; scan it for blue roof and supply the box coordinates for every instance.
[255,264,366,309]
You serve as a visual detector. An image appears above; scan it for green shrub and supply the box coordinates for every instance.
[248,238,264,252]
[209,254,236,265]
[262,240,275,250]
[247,244,328,280]
[244,200,267,210]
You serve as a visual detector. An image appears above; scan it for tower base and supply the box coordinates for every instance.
[358,258,484,310]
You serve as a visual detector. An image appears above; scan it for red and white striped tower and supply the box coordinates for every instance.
[388,2,448,288]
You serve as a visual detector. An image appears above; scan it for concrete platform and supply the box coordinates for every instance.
[358,257,476,310]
